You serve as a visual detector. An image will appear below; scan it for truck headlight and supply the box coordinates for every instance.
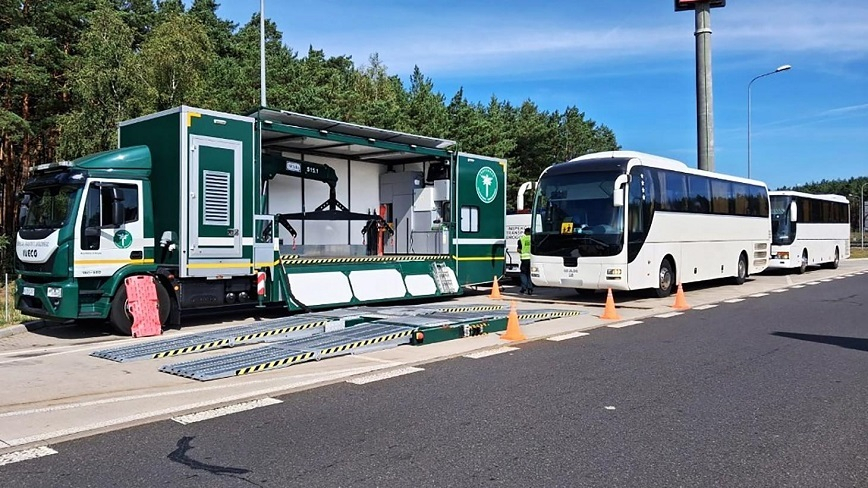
[47,287,62,298]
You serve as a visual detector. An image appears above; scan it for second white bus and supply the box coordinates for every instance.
[768,191,850,273]
[530,151,771,297]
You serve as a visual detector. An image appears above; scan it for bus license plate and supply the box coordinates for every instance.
[22,287,35,296]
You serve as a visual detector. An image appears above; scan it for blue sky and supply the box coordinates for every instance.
[203,0,867,190]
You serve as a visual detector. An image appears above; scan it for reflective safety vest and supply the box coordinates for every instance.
[519,234,531,260]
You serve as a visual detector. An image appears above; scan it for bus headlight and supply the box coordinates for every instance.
[531,266,539,273]
[776,252,789,259]
[606,268,622,276]
[47,287,63,298]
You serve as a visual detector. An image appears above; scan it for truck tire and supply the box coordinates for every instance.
[109,279,171,335]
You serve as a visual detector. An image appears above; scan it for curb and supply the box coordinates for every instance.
[0,320,52,339]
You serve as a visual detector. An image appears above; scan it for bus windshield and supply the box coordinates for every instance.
[532,170,624,257]
[770,195,795,245]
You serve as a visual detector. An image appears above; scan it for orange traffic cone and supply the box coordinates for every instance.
[489,276,503,300]
[672,283,690,310]
[501,301,526,341]
[600,288,621,320]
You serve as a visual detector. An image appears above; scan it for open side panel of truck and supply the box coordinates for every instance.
[451,153,507,285]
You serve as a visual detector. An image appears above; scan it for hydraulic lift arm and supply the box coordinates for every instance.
[260,152,392,238]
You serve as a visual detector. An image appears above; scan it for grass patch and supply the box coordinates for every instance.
[851,247,868,259]
[0,282,34,329]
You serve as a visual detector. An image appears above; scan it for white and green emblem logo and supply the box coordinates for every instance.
[113,230,133,249]
[475,166,498,204]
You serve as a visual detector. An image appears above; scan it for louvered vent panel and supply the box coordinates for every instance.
[202,170,231,226]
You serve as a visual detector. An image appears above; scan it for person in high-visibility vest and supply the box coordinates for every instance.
[517,227,533,295]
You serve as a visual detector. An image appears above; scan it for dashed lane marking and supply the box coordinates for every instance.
[806,281,821,285]
[171,398,282,425]
[724,298,745,303]
[820,279,833,282]
[0,446,57,466]
[791,284,806,289]
[607,320,643,328]
[693,304,718,310]
[346,367,424,385]
[654,312,683,318]
[463,347,519,359]
[749,293,769,297]
[547,332,590,342]
[772,289,789,293]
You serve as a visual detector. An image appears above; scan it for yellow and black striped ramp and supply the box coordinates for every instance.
[159,322,416,381]
[280,254,450,265]
[91,314,336,363]
[436,304,507,313]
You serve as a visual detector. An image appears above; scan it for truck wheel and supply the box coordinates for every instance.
[109,280,171,335]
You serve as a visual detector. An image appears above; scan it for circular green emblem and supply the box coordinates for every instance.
[475,166,498,204]
[113,230,133,249]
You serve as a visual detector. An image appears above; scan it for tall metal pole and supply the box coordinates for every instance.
[260,0,267,107]
[861,182,866,249]
[695,2,714,172]
[747,65,791,179]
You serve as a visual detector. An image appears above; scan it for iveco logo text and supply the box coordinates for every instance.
[22,249,39,258]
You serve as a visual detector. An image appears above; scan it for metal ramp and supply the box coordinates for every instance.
[160,322,414,381]
[90,314,338,362]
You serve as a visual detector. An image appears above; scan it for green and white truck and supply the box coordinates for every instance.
[15,106,506,334]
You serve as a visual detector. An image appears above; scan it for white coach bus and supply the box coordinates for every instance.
[768,191,850,273]
[530,151,770,298]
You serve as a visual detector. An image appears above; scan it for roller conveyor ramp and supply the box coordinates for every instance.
[90,314,343,363]
[159,322,416,381]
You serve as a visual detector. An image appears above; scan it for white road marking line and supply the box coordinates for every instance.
[833,276,846,280]
[724,298,745,303]
[346,367,424,385]
[654,312,683,318]
[2,366,392,445]
[791,284,806,289]
[171,398,282,425]
[463,346,519,359]
[604,406,616,410]
[772,289,789,293]
[0,446,57,466]
[806,281,821,285]
[749,293,769,297]
[0,364,384,419]
[820,279,833,282]
[607,320,643,328]
[546,332,590,342]
[693,304,718,310]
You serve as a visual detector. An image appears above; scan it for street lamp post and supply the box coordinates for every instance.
[861,182,867,249]
[747,64,791,179]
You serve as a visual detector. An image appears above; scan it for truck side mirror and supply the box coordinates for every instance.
[613,174,629,208]
[789,201,798,222]
[112,200,125,227]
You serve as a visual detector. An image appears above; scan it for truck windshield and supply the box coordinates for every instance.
[531,170,624,257]
[770,195,795,245]
[20,185,80,230]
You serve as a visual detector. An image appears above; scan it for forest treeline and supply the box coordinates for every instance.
[0,0,620,236]
[780,177,868,231]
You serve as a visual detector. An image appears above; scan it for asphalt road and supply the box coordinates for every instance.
[2,274,866,487]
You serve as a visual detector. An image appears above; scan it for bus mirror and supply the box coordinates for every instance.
[613,174,629,207]
[789,201,797,222]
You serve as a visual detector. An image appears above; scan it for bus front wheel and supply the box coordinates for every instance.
[797,250,808,274]
[733,253,748,285]
[653,259,674,298]
[109,279,171,336]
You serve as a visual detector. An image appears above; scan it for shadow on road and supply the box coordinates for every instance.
[772,331,868,352]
